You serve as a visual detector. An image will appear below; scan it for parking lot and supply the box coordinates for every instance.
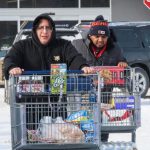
[0,88,150,150]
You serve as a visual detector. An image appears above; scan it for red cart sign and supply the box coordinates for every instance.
[144,0,150,9]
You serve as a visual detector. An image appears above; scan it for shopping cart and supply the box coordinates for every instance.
[92,66,141,145]
[9,70,101,150]
[9,67,140,150]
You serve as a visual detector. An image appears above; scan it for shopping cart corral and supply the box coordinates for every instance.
[9,67,140,150]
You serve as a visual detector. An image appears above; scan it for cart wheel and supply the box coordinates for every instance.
[132,130,136,142]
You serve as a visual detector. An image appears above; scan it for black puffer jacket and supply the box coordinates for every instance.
[4,14,88,79]
[72,37,126,66]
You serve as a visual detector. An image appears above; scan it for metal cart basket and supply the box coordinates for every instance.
[93,66,141,144]
[9,71,101,150]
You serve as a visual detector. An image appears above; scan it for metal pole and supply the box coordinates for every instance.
[110,0,112,21]
[18,0,20,8]
[17,17,20,33]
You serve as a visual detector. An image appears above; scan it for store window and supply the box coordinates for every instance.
[20,0,78,8]
[0,21,17,51]
[0,0,17,8]
[81,0,110,7]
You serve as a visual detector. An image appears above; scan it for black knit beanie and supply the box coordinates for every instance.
[89,15,110,37]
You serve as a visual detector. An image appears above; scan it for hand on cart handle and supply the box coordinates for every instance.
[117,62,128,68]
[9,67,24,76]
[9,66,94,76]
[81,66,94,74]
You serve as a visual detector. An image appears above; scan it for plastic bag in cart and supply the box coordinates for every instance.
[34,116,85,143]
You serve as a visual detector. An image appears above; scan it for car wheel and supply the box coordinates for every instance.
[134,67,149,98]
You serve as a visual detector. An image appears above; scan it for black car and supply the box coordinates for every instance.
[109,22,150,97]
[12,21,150,97]
[78,21,150,98]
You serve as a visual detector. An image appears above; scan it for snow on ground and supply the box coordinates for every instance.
[0,88,150,150]
[0,88,11,150]
[109,97,150,150]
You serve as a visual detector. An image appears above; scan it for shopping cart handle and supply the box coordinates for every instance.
[22,70,50,75]
[22,70,84,75]
[67,70,84,74]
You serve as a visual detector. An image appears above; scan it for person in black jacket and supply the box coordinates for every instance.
[72,15,128,142]
[4,13,93,78]
[4,13,96,132]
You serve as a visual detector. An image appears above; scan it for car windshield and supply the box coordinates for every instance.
[0,36,14,51]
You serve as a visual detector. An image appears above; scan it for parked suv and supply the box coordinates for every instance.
[77,21,150,97]
[12,21,150,97]
[109,22,150,97]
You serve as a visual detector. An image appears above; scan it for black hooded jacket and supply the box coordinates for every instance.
[4,14,88,79]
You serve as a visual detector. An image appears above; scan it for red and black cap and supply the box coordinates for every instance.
[89,15,110,37]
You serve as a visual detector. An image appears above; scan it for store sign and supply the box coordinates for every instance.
[144,0,150,9]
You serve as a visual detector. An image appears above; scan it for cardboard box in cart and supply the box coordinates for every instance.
[92,66,125,85]
[113,95,135,109]
[17,76,44,93]
[30,76,44,93]
[50,64,67,94]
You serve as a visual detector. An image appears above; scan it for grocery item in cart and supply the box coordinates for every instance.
[92,66,125,85]
[66,110,96,143]
[113,95,135,109]
[80,93,96,103]
[66,110,91,123]
[30,76,44,93]
[102,109,133,126]
[17,75,44,93]
[35,116,84,143]
[80,93,97,110]
[17,76,31,93]
[51,64,67,94]
[84,132,95,143]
